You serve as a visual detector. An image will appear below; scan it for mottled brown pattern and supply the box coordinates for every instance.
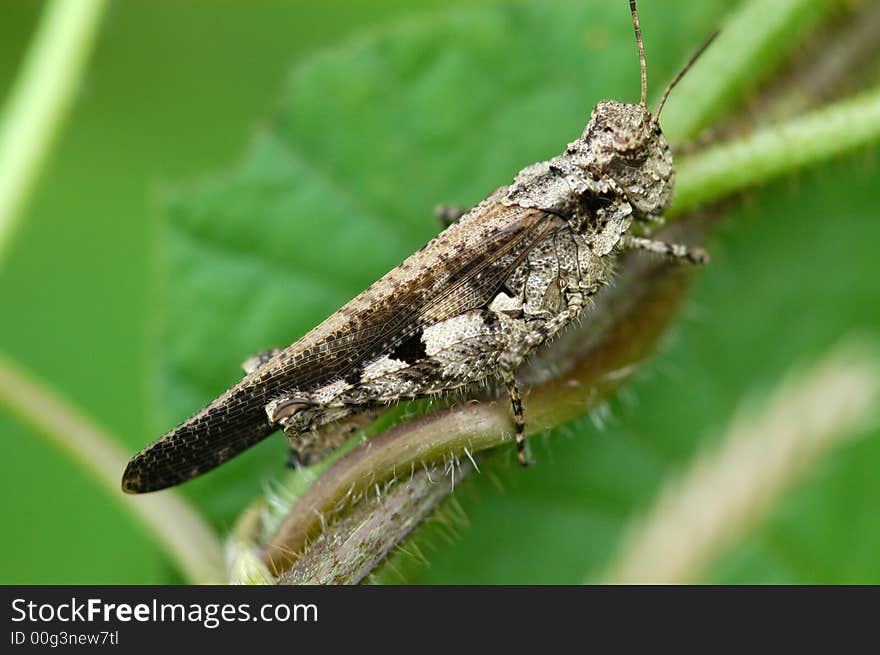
[123,0,714,493]
[122,200,559,492]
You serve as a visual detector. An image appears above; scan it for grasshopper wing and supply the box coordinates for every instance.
[122,193,563,493]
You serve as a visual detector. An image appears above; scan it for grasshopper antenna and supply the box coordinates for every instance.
[655,28,720,120]
[629,0,648,107]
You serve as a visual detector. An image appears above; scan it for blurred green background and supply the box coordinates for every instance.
[1,0,878,584]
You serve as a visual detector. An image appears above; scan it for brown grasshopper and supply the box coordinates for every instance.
[123,0,716,493]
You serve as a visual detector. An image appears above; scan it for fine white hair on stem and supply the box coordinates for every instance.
[227,504,275,586]
[603,338,880,584]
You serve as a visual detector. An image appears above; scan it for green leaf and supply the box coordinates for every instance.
[155,0,880,582]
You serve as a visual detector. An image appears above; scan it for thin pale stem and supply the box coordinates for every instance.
[603,340,880,584]
[0,0,107,265]
[0,354,225,584]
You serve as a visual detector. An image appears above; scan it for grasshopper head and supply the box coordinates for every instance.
[577,0,716,222]
[583,100,673,221]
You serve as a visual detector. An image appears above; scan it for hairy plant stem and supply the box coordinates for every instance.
[673,86,880,213]
[660,0,843,143]
[0,0,107,266]
[279,461,474,585]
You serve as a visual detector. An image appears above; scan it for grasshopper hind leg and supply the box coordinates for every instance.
[502,373,532,466]
[497,290,589,466]
[270,396,382,468]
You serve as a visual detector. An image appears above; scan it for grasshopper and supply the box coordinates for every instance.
[123,0,715,493]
